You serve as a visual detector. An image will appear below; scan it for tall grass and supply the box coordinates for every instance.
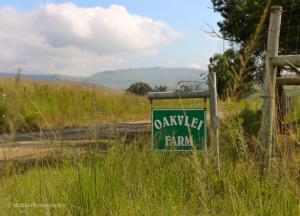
[0,134,299,215]
[0,78,153,131]
[0,78,299,215]
[0,78,210,133]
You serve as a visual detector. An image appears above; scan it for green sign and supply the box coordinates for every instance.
[152,108,206,151]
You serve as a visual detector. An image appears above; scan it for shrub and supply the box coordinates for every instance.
[126,82,152,96]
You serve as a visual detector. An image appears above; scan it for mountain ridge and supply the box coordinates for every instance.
[83,67,207,90]
[0,67,207,90]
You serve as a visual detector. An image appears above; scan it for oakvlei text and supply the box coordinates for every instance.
[154,115,204,131]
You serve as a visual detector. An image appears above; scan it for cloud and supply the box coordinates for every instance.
[0,3,181,76]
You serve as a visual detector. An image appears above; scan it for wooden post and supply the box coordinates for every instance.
[260,6,282,164]
[209,72,220,173]
[209,72,217,135]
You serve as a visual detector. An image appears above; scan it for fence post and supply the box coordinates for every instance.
[209,72,220,173]
[260,6,282,165]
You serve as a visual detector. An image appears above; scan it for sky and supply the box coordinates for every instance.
[0,0,226,76]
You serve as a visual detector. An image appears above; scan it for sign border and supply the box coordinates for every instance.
[151,108,206,152]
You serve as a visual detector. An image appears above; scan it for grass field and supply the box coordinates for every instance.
[0,78,300,215]
[0,78,216,133]
[0,78,150,132]
[0,77,265,131]
[1,137,300,215]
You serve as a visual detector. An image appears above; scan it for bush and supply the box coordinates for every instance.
[126,82,152,96]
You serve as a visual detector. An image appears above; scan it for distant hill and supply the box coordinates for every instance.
[0,67,207,90]
[0,73,59,81]
[82,67,207,90]
[0,73,80,81]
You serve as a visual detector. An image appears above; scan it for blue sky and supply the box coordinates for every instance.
[0,0,226,76]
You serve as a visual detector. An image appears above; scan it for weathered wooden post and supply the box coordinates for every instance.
[260,6,282,163]
[209,72,220,173]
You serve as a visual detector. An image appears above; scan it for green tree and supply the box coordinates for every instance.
[211,0,300,55]
[126,82,152,96]
[210,0,300,85]
[208,48,255,99]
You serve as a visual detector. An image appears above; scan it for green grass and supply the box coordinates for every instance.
[0,138,300,215]
[0,77,266,133]
[0,78,151,132]
[0,78,211,133]
[1,78,300,215]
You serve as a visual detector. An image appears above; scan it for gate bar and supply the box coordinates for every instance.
[276,77,300,85]
[271,55,300,67]
[147,90,210,100]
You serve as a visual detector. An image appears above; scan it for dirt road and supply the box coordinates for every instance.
[0,121,150,161]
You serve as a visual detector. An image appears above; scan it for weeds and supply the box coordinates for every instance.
[0,137,299,215]
[0,78,299,215]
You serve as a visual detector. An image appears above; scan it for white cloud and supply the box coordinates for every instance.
[0,3,181,76]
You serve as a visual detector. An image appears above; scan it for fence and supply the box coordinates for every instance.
[260,6,300,162]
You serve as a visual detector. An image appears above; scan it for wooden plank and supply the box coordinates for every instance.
[276,77,300,85]
[272,55,300,67]
[283,85,300,96]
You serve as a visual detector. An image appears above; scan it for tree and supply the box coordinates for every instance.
[126,82,152,96]
[208,48,255,99]
[209,0,300,87]
[211,0,300,55]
